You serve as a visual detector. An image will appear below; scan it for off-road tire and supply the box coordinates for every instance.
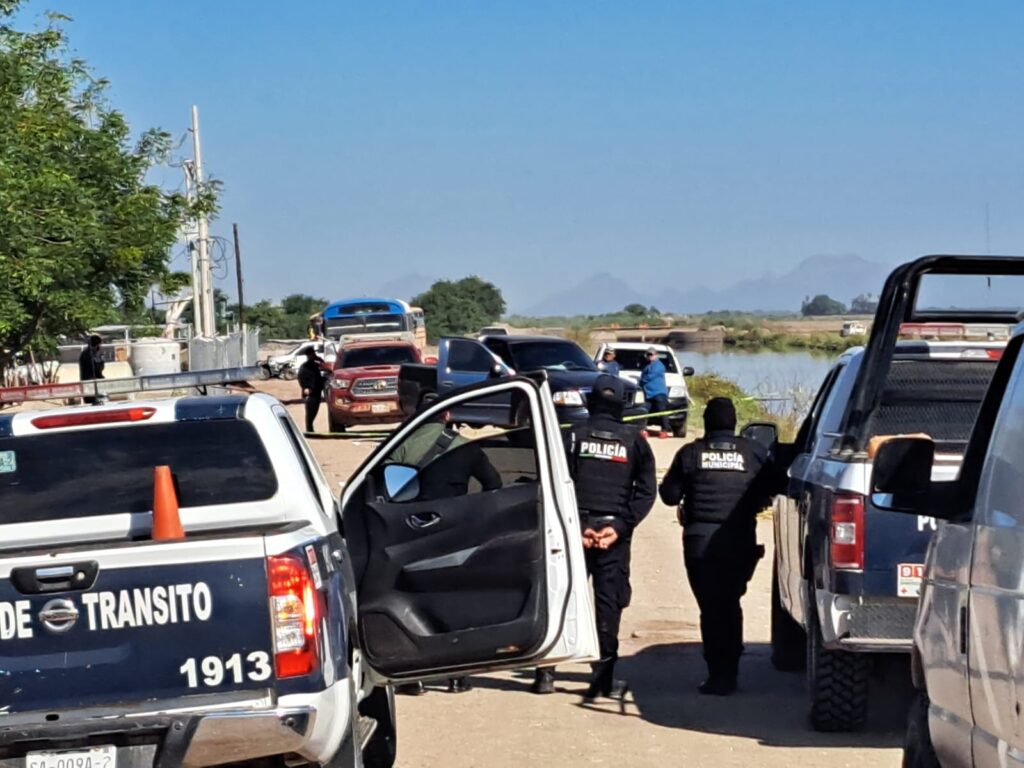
[902,692,941,768]
[807,592,870,732]
[360,684,397,768]
[328,416,347,434]
[671,419,688,439]
[770,562,806,671]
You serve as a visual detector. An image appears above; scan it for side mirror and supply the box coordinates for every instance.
[870,436,934,513]
[683,366,695,377]
[489,363,507,378]
[741,421,779,450]
[383,464,420,503]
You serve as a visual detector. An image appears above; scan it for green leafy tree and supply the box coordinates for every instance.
[624,303,648,317]
[412,276,506,342]
[0,3,216,367]
[801,294,847,317]
[850,293,879,314]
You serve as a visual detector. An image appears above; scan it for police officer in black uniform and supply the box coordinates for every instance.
[297,347,326,432]
[532,374,656,700]
[659,397,776,696]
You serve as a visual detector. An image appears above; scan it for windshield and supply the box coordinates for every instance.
[326,313,407,333]
[339,346,417,368]
[606,348,678,373]
[508,341,597,372]
[0,421,278,524]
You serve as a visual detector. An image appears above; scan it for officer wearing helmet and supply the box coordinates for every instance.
[532,374,656,701]
[659,397,777,696]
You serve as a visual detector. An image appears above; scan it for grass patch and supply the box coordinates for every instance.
[687,373,801,442]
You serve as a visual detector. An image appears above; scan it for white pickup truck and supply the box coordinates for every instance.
[593,342,694,437]
[0,373,598,767]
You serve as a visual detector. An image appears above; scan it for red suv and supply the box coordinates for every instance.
[326,341,423,432]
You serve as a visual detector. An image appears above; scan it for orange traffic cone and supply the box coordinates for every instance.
[152,465,185,541]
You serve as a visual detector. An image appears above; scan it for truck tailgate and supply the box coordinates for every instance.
[0,537,272,714]
[862,454,961,597]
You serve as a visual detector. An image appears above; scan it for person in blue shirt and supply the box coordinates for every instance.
[639,347,670,439]
[597,348,621,376]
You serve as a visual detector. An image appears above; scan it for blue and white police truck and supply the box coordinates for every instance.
[0,369,598,767]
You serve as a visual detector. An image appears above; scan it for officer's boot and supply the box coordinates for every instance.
[584,657,629,705]
[530,667,556,695]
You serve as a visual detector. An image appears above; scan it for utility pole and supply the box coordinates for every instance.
[191,105,216,337]
[232,223,245,328]
[182,164,203,337]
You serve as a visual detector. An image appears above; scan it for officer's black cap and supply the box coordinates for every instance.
[704,396,737,433]
[588,373,626,416]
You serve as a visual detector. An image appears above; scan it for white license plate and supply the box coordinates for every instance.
[898,563,925,598]
[371,403,390,414]
[26,746,116,768]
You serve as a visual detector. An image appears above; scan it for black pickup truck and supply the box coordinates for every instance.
[770,255,1017,733]
[399,335,644,424]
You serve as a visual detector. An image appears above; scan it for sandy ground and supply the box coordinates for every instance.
[269,378,906,768]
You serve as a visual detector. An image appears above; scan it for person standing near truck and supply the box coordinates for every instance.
[658,397,776,695]
[78,335,106,404]
[532,374,656,699]
[640,347,669,438]
[298,346,326,432]
[598,348,621,376]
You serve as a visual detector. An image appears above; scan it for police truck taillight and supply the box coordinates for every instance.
[268,555,319,678]
[830,493,865,570]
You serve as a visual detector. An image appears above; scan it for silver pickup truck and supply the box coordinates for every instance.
[771,256,1011,733]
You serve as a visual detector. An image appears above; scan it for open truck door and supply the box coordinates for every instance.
[341,374,598,682]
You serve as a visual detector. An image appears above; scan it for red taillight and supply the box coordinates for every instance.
[830,493,865,570]
[987,349,1003,360]
[268,555,320,678]
[32,407,156,430]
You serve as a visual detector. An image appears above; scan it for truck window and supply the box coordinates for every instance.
[447,341,496,372]
[339,345,418,368]
[975,359,1024,527]
[484,339,515,369]
[793,366,842,453]
[611,349,679,373]
[0,421,277,524]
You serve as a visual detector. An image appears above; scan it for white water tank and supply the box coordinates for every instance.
[129,339,182,377]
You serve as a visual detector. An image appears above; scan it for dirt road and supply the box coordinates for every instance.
[276,382,906,768]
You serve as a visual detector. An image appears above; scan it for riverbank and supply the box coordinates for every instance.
[687,372,800,441]
[722,327,867,353]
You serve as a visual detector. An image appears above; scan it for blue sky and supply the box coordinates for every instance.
[20,1,1024,310]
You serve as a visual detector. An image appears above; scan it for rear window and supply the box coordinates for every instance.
[865,359,998,448]
[338,346,417,368]
[0,421,277,524]
[608,348,678,373]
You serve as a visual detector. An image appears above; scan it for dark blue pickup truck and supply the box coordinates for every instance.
[771,256,1010,733]
[398,335,644,424]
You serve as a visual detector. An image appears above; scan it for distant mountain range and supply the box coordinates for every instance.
[522,255,892,316]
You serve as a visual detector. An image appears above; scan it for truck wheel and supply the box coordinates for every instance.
[671,419,688,438]
[770,562,806,671]
[281,367,297,381]
[903,692,940,768]
[329,416,347,434]
[360,684,397,768]
[807,592,870,732]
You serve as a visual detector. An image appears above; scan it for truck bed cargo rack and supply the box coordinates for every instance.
[0,366,268,405]
[840,255,1024,451]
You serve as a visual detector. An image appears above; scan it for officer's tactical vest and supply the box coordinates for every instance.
[682,436,762,527]
[571,422,635,514]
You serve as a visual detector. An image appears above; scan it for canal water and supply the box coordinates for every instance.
[676,348,839,409]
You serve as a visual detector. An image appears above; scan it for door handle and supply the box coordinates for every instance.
[959,603,968,655]
[407,512,441,530]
